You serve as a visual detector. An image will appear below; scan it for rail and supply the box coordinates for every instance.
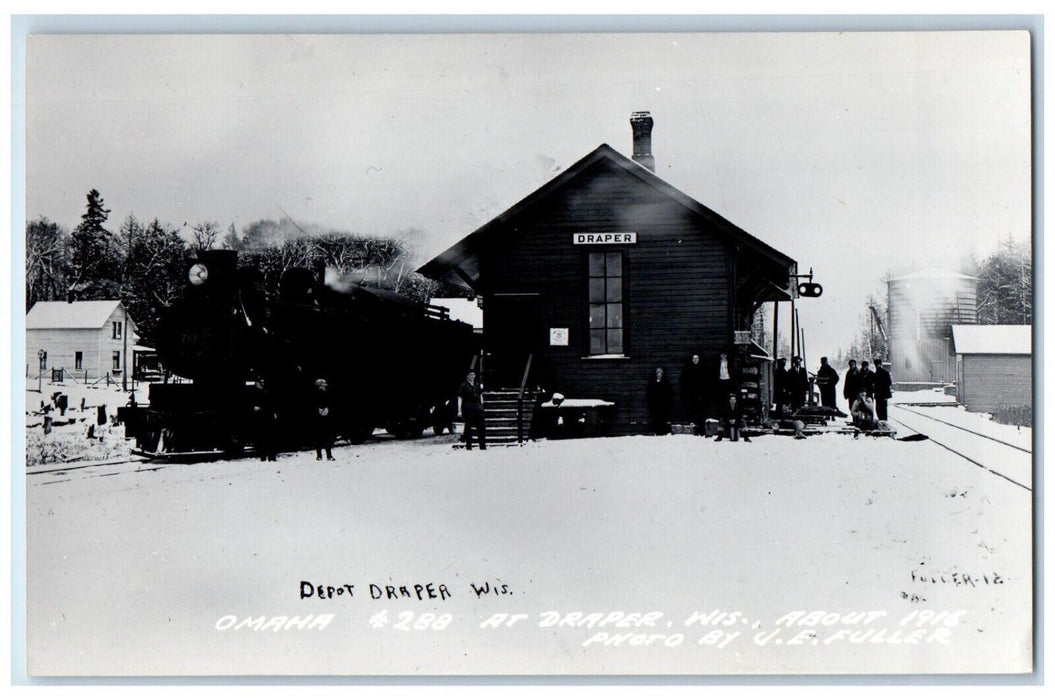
[887,411,1031,492]
[516,353,534,444]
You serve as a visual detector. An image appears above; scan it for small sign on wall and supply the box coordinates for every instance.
[550,328,569,346]
[734,330,752,345]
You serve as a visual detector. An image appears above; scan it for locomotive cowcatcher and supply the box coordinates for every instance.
[119,250,477,458]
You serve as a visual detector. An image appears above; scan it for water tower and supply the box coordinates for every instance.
[887,269,977,385]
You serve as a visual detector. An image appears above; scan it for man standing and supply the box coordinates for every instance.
[646,366,673,435]
[815,357,840,409]
[458,369,486,450]
[772,358,789,413]
[249,377,279,462]
[681,354,706,435]
[789,356,809,409]
[312,377,335,461]
[858,361,876,399]
[843,359,859,413]
[872,357,893,421]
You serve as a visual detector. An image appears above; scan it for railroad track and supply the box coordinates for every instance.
[887,404,1032,492]
[26,455,181,485]
[892,404,1031,454]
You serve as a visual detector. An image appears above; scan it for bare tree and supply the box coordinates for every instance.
[25,217,68,310]
[191,221,221,253]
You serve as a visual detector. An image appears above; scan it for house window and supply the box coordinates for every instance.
[112,321,123,339]
[113,351,121,372]
[587,251,625,355]
[75,352,83,370]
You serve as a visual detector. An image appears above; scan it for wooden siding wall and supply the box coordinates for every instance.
[479,161,733,432]
[27,329,105,380]
[26,309,131,381]
[961,354,1032,412]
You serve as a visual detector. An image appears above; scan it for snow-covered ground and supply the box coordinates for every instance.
[26,429,1032,676]
[24,380,136,466]
[890,403,1032,452]
[892,388,958,405]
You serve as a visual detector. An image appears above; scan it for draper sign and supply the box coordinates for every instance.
[572,232,637,245]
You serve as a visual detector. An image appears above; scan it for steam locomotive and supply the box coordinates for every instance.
[120,250,477,457]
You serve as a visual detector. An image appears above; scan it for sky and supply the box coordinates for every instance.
[24,31,1032,357]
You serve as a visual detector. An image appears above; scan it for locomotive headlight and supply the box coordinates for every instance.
[188,263,209,286]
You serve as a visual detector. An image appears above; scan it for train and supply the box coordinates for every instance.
[119,250,477,457]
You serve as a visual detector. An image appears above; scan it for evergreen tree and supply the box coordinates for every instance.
[222,222,244,251]
[67,189,120,299]
[977,237,1032,324]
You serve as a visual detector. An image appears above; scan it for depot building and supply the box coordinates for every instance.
[420,112,799,434]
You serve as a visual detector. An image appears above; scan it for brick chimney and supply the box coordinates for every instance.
[630,111,655,172]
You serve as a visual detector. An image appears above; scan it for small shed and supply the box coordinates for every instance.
[26,300,139,383]
[951,325,1031,412]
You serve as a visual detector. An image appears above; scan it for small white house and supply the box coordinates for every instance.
[26,300,139,382]
[951,324,1032,412]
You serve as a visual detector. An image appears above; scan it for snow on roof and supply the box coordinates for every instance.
[26,300,129,330]
[887,268,978,282]
[431,297,482,329]
[952,325,1031,355]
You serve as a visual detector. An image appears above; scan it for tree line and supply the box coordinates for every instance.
[26,189,454,346]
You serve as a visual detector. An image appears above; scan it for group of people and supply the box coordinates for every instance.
[644,352,894,440]
[646,352,753,442]
[771,356,812,411]
[247,375,335,461]
[843,358,893,430]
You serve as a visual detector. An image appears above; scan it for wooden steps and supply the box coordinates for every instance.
[481,389,536,445]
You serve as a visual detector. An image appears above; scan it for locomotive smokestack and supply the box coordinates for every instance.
[630,111,655,172]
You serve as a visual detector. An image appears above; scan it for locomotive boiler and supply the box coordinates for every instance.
[121,250,477,457]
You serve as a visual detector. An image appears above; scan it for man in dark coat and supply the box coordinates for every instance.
[772,358,789,413]
[858,361,876,399]
[872,357,893,421]
[680,354,707,435]
[715,392,751,442]
[815,357,840,409]
[249,378,279,462]
[458,370,486,450]
[312,377,335,461]
[842,359,859,413]
[789,356,809,409]
[646,367,673,435]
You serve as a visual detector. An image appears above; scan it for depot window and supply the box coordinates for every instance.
[113,351,121,371]
[75,351,83,370]
[112,321,122,339]
[587,251,625,356]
